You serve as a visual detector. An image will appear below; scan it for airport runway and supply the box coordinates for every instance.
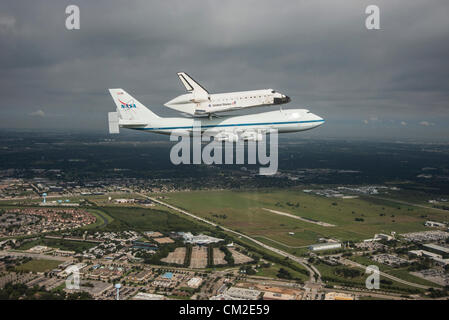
[262,208,336,227]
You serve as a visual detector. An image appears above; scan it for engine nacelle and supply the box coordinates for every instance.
[239,131,263,142]
[214,132,239,142]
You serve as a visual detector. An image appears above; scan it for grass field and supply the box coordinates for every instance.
[349,255,440,288]
[18,238,97,253]
[15,259,61,273]
[99,205,209,233]
[82,208,114,230]
[315,262,423,294]
[158,189,448,250]
[255,263,309,282]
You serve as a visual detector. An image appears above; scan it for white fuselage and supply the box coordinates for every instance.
[125,108,324,140]
[108,88,324,142]
[164,89,290,116]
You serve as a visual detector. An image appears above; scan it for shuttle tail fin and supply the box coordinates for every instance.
[176,72,209,101]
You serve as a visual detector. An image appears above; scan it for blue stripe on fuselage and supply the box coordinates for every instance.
[133,119,324,131]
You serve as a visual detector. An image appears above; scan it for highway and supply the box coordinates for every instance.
[340,257,431,290]
[364,194,449,213]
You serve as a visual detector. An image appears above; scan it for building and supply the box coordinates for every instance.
[308,242,342,251]
[363,233,394,242]
[54,249,75,257]
[425,221,446,228]
[409,250,442,259]
[423,243,449,258]
[324,292,355,300]
[28,245,52,254]
[374,233,394,241]
[225,287,261,300]
[187,277,203,288]
[262,291,296,300]
[132,241,158,251]
[133,292,166,300]
[145,231,163,238]
[59,263,87,277]
[154,237,175,244]
[433,257,449,266]
[127,269,152,282]
[114,198,135,204]
[178,232,223,245]
[65,280,112,298]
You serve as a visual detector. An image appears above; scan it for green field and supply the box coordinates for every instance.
[100,206,209,233]
[18,238,97,253]
[349,255,440,288]
[255,263,309,282]
[82,208,114,230]
[315,262,423,294]
[158,189,448,250]
[15,259,61,273]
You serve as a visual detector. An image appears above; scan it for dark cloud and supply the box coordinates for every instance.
[0,0,448,140]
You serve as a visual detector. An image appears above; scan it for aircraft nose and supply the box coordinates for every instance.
[273,95,291,104]
[314,114,325,126]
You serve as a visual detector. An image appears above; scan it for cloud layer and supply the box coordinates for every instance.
[0,0,448,140]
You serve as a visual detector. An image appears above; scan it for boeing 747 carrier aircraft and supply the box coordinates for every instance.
[108,89,324,142]
[164,72,291,117]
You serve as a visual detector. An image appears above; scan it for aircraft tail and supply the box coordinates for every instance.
[108,89,160,133]
[177,72,209,101]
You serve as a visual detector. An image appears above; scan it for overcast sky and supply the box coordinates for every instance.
[1,0,448,141]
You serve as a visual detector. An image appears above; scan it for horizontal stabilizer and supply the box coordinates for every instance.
[108,112,119,134]
[119,120,148,127]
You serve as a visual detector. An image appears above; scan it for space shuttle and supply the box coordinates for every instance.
[108,88,324,141]
[164,72,291,117]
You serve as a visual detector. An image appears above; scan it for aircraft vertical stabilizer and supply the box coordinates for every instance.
[176,72,209,102]
[108,88,160,125]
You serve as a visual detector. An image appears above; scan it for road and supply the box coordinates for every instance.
[364,195,449,213]
[0,250,71,262]
[254,235,309,249]
[321,287,410,300]
[340,257,431,290]
[262,208,335,227]
[136,192,320,284]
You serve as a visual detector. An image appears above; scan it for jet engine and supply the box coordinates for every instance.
[239,131,263,142]
[214,132,239,142]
